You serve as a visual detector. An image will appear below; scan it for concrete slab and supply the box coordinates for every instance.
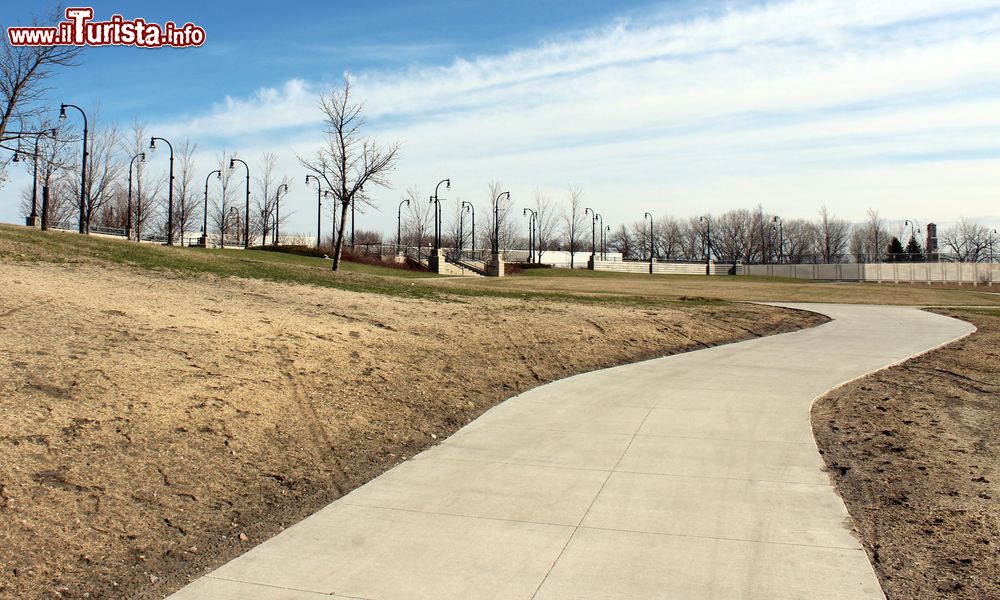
[617,434,827,485]
[341,457,609,525]
[533,527,884,600]
[177,503,573,600]
[582,471,857,548]
[167,304,974,600]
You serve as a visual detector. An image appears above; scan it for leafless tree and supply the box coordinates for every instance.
[60,111,123,233]
[479,180,516,255]
[561,185,587,267]
[299,75,400,270]
[169,140,201,244]
[654,215,683,259]
[941,218,990,262]
[713,209,753,264]
[210,152,241,247]
[782,218,818,263]
[401,187,432,251]
[816,206,850,262]
[253,152,289,247]
[609,223,636,259]
[532,190,559,262]
[1,7,83,182]
[15,119,72,226]
[850,208,889,262]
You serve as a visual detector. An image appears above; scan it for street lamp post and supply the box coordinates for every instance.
[432,179,450,250]
[127,152,146,241]
[584,207,596,262]
[644,212,654,270]
[700,215,712,275]
[273,183,288,245]
[772,216,783,263]
[202,169,221,246]
[523,208,537,263]
[462,201,475,254]
[59,103,88,234]
[229,157,250,248]
[149,136,176,244]
[596,213,604,260]
[397,198,410,249]
[493,191,510,255]
[305,174,323,247]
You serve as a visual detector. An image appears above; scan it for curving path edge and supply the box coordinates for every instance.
[168,304,975,600]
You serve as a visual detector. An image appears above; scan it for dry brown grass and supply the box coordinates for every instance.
[425,269,1000,306]
[0,260,822,600]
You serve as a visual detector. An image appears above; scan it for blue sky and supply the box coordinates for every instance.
[3,0,1000,237]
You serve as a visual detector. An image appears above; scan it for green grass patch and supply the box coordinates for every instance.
[0,225,719,308]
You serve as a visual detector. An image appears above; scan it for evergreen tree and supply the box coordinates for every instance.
[886,237,904,262]
[905,236,924,262]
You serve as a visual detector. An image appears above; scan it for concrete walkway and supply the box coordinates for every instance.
[168,304,974,600]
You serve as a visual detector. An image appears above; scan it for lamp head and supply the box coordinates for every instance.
[446,179,451,190]
[139,152,146,162]
[12,152,19,163]
[215,170,221,180]
[523,208,528,215]
[228,158,236,169]
[149,137,156,150]
[405,198,411,206]
[59,104,67,120]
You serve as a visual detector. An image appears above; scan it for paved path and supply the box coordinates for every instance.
[169,304,974,600]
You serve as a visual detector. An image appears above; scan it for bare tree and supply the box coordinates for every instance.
[782,218,818,263]
[561,185,587,268]
[851,208,889,262]
[171,140,200,244]
[941,218,990,262]
[299,76,400,270]
[15,119,72,227]
[401,186,433,252]
[1,7,84,182]
[713,209,753,264]
[210,152,240,247]
[655,215,683,259]
[532,190,558,262]
[815,206,850,263]
[478,180,516,255]
[609,223,637,259]
[61,112,122,233]
[253,152,289,247]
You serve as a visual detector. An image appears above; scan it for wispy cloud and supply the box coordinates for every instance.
[138,0,1000,233]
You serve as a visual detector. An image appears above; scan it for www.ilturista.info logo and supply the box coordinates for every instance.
[7,8,205,48]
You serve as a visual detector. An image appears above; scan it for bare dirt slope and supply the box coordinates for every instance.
[0,261,821,600]
[813,309,999,600]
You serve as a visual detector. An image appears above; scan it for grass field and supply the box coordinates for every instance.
[2,224,997,308]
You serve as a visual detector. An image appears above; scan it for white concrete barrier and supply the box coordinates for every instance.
[747,262,999,284]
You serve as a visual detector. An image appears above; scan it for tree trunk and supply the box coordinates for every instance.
[331,199,351,271]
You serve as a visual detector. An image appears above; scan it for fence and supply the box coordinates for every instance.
[591,259,743,276]
[747,262,999,284]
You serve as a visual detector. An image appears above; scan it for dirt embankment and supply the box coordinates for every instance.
[0,261,822,599]
[813,310,999,600]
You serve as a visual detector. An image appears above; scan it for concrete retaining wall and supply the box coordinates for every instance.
[591,260,743,276]
[747,262,1000,284]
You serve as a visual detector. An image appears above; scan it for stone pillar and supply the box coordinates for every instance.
[488,253,505,277]
[25,215,41,228]
[428,249,445,274]
[588,256,596,270]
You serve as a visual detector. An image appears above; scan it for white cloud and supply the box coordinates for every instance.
[4,0,1000,235]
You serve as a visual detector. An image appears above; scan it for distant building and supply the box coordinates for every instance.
[925,223,938,262]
